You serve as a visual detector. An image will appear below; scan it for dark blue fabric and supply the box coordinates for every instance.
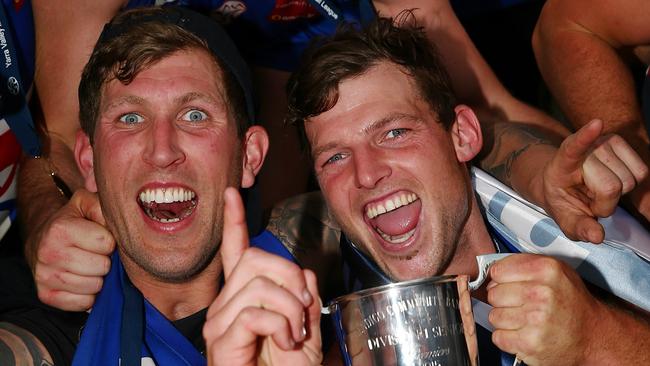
[251,229,294,260]
[123,0,373,71]
[120,265,146,366]
[72,252,205,366]
[0,0,39,156]
[340,235,390,293]
[72,229,295,365]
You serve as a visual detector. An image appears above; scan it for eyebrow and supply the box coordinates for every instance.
[102,92,222,114]
[102,95,145,114]
[311,112,422,159]
[176,91,222,106]
[361,112,421,135]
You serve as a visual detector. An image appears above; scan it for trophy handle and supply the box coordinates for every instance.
[468,253,515,291]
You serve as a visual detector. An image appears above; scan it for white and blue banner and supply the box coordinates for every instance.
[472,167,650,313]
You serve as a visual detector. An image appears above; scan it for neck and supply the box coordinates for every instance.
[119,251,223,321]
[443,194,496,286]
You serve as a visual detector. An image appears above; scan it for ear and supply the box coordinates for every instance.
[74,129,98,192]
[450,105,483,163]
[240,125,269,188]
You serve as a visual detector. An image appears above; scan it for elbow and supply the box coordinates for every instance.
[531,0,562,63]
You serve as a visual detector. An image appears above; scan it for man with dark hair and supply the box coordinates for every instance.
[0,7,321,365]
[29,0,650,314]
[285,17,650,365]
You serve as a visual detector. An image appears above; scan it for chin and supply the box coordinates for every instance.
[388,266,433,282]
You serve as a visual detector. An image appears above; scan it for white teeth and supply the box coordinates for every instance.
[393,196,402,209]
[159,217,181,223]
[385,199,395,211]
[377,227,416,244]
[164,190,173,203]
[155,190,164,203]
[139,187,196,204]
[366,193,419,219]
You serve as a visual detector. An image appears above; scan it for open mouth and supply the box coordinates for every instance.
[365,192,421,245]
[138,186,197,223]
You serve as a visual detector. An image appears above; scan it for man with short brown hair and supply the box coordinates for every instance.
[286,17,650,365]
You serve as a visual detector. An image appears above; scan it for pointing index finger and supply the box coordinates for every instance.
[555,119,604,172]
[220,187,250,280]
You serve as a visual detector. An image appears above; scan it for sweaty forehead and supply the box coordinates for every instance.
[100,50,228,108]
[305,63,425,145]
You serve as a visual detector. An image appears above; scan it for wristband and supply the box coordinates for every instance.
[34,155,72,199]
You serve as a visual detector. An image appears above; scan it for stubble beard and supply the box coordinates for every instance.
[339,197,470,282]
[118,218,223,284]
[97,182,224,284]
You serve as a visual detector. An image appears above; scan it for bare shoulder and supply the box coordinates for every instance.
[266,191,344,299]
[0,322,53,365]
[267,191,341,259]
[539,0,650,46]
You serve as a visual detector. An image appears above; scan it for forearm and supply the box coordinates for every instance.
[0,322,53,365]
[21,0,119,268]
[374,0,570,139]
[17,137,83,268]
[533,2,649,145]
[477,121,557,208]
[32,0,122,147]
[22,1,119,261]
[584,300,650,364]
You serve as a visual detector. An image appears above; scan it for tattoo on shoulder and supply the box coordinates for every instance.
[480,122,555,186]
[266,192,341,256]
[0,322,54,366]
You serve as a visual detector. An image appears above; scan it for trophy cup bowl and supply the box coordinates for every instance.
[325,275,479,366]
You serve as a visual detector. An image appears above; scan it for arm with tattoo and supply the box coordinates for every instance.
[477,119,647,243]
[0,322,53,365]
[477,120,557,208]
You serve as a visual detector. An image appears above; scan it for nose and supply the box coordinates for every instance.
[142,119,186,168]
[353,147,391,189]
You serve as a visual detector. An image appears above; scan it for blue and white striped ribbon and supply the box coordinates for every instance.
[472,167,650,312]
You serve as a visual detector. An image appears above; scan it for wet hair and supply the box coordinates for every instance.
[286,14,457,149]
[78,7,253,141]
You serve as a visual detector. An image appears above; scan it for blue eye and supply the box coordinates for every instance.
[182,109,207,122]
[386,128,407,139]
[325,153,345,166]
[119,113,144,124]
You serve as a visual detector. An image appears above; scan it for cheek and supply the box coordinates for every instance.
[317,158,353,189]
[318,173,342,202]
[317,172,345,206]
[96,138,135,175]
[201,128,238,154]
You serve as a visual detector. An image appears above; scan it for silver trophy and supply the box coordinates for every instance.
[324,254,513,366]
